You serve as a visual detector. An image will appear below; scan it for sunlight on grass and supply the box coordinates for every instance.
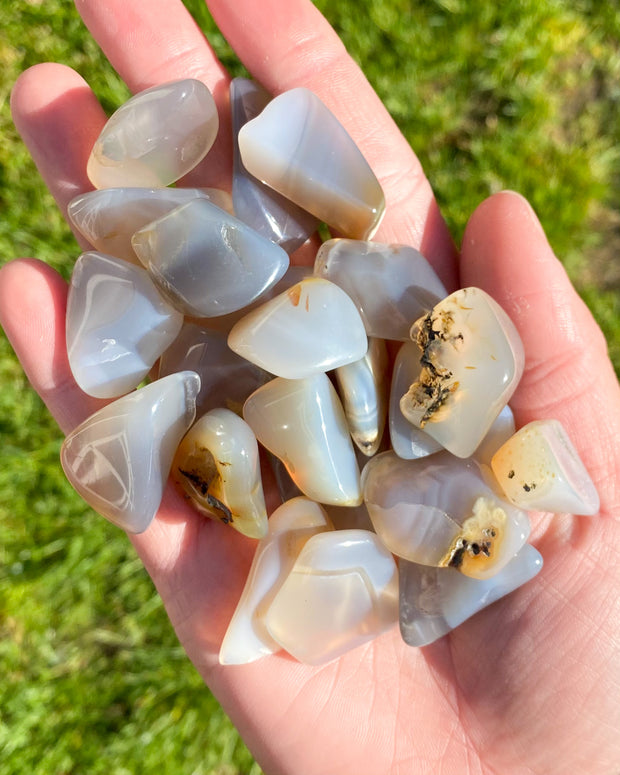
[1,1,619,773]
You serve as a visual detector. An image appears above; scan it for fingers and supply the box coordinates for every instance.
[74,0,232,188]
[0,259,106,434]
[10,63,106,231]
[206,0,458,285]
[460,191,620,510]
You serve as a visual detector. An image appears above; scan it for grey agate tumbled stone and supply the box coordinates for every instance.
[131,198,290,317]
[61,372,200,533]
[231,78,318,253]
[66,251,184,399]
[87,79,218,189]
[399,545,543,647]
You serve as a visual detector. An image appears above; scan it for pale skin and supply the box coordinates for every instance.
[1,0,619,773]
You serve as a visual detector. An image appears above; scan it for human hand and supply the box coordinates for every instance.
[1,1,619,773]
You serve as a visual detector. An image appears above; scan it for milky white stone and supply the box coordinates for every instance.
[87,79,218,189]
[132,198,289,317]
[491,419,600,515]
[219,498,333,665]
[243,374,362,505]
[67,187,231,263]
[362,450,531,580]
[231,78,318,253]
[314,239,447,340]
[389,341,444,460]
[400,287,525,458]
[264,529,398,664]
[238,87,385,239]
[60,372,199,533]
[334,337,388,456]
[399,544,543,647]
[158,323,270,416]
[228,277,368,379]
[171,409,268,539]
[66,251,183,399]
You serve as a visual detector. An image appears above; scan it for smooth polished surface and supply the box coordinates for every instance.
[68,187,232,263]
[238,87,385,239]
[314,239,447,340]
[66,251,183,398]
[243,373,362,505]
[491,419,600,515]
[60,372,199,533]
[335,336,389,456]
[362,451,531,579]
[399,544,543,647]
[389,341,444,459]
[228,277,368,379]
[158,323,270,417]
[231,78,318,253]
[400,287,525,458]
[87,79,218,188]
[131,198,289,317]
[219,498,333,665]
[172,408,268,539]
[264,529,399,665]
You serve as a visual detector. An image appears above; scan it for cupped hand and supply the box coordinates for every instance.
[1,1,619,773]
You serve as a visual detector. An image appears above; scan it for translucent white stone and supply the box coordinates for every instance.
[334,337,389,456]
[399,544,543,647]
[243,373,362,506]
[199,264,312,335]
[314,239,447,340]
[228,277,368,379]
[264,530,398,665]
[362,450,531,580]
[131,198,289,317]
[400,287,525,458]
[60,372,199,533]
[66,251,183,399]
[158,323,270,416]
[474,405,516,467]
[67,187,232,263]
[87,79,218,189]
[219,497,333,665]
[171,408,268,539]
[389,341,444,459]
[491,419,600,515]
[231,78,318,253]
[238,87,385,239]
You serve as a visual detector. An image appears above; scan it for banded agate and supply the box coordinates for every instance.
[66,251,183,399]
[61,372,199,533]
[227,277,368,379]
[264,530,399,665]
[87,79,218,189]
[219,497,333,665]
[491,419,600,515]
[314,239,446,340]
[131,198,289,317]
[400,287,525,458]
[231,78,318,252]
[68,187,231,263]
[399,544,543,647]
[238,88,385,239]
[158,323,270,416]
[243,373,362,506]
[362,451,531,580]
[172,408,268,539]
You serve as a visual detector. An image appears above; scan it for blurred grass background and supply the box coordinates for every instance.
[0,0,619,773]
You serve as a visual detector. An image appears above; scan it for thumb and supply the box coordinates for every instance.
[460,190,620,515]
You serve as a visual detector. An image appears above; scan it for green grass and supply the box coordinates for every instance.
[1,1,619,773]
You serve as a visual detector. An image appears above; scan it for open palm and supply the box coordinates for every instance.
[2,1,619,773]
